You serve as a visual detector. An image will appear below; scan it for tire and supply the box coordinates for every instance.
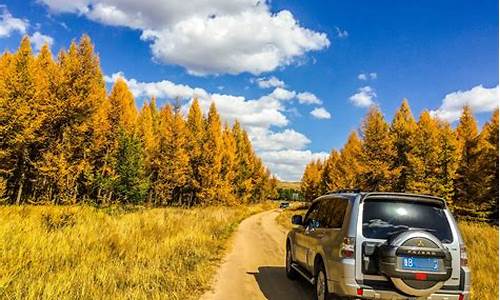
[285,243,299,280]
[314,262,331,300]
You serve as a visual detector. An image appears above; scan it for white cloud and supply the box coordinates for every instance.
[357,72,377,80]
[249,128,310,151]
[269,87,296,100]
[310,107,331,119]
[40,0,330,75]
[430,85,499,122]
[349,86,376,107]
[30,31,54,51]
[357,73,367,80]
[259,150,328,181]
[335,26,348,38]
[104,72,209,100]
[255,76,285,89]
[0,7,28,37]
[297,91,321,104]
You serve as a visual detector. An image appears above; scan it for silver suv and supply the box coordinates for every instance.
[285,191,471,300]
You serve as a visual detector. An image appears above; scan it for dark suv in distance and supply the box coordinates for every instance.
[285,191,470,300]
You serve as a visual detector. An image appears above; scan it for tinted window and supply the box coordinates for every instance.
[318,198,348,228]
[362,200,453,243]
[303,202,320,227]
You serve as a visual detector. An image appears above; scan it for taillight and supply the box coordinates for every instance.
[341,237,356,258]
[460,244,468,267]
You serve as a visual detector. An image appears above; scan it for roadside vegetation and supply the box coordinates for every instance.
[0,203,273,299]
[276,208,499,300]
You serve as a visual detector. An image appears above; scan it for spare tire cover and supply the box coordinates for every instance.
[377,230,452,297]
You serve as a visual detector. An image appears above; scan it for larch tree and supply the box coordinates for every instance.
[301,159,323,201]
[154,104,190,205]
[407,111,441,195]
[321,149,341,193]
[434,119,460,205]
[185,98,205,205]
[390,99,417,192]
[108,78,138,135]
[232,122,255,203]
[250,157,270,203]
[337,131,363,189]
[137,99,158,177]
[199,103,224,204]
[454,106,481,208]
[359,106,397,191]
[220,123,237,205]
[0,36,44,204]
[39,35,107,203]
[477,109,499,216]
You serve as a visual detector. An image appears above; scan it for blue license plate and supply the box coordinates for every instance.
[401,257,439,271]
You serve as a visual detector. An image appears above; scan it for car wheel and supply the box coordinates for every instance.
[314,263,330,300]
[285,243,298,280]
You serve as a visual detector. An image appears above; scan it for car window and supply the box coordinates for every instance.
[362,199,453,243]
[318,198,348,228]
[303,201,320,227]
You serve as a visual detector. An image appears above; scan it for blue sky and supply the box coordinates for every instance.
[0,0,498,180]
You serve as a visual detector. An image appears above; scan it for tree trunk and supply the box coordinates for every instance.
[16,171,25,205]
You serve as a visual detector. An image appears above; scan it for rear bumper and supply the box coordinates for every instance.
[327,266,471,300]
[331,280,469,299]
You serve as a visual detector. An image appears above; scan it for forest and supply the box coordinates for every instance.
[301,101,499,221]
[0,35,277,206]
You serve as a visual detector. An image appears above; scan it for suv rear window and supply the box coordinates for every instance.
[362,199,453,243]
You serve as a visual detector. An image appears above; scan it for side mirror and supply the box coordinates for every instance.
[291,215,303,225]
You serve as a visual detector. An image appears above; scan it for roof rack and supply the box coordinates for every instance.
[327,188,361,194]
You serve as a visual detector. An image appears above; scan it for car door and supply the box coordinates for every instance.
[304,199,331,273]
[319,197,349,280]
[294,201,320,268]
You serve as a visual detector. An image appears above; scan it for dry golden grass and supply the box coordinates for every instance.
[276,209,499,299]
[0,203,273,300]
[459,222,498,300]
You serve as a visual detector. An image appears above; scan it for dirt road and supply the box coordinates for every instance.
[200,210,313,300]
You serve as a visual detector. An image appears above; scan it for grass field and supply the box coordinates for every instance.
[276,207,499,300]
[0,203,272,300]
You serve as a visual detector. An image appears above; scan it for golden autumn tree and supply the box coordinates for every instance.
[108,78,138,134]
[435,119,460,204]
[38,35,107,203]
[137,99,157,172]
[390,99,417,192]
[199,103,224,204]
[0,36,48,204]
[454,106,481,208]
[185,98,205,205]
[0,51,12,198]
[154,104,190,205]
[321,149,341,193]
[358,106,397,191]
[301,159,324,201]
[337,131,363,189]
[232,121,255,203]
[220,123,237,205]
[476,109,499,215]
[407,111,441,194]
